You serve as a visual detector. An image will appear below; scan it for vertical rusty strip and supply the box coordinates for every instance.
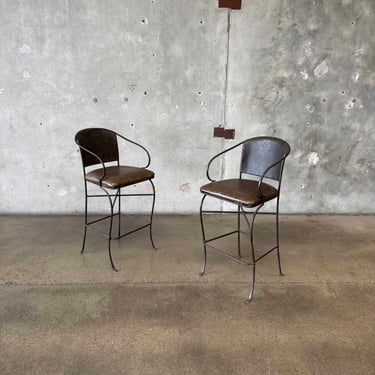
[214,7,236,141]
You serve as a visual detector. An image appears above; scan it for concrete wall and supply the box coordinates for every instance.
[0,0,374,214]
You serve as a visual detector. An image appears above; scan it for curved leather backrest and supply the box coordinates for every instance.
[75,128,119,167]
[240,137,290,181]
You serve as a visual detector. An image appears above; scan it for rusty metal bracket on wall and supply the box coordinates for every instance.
[218,0,242,10]
[214,127,235,139]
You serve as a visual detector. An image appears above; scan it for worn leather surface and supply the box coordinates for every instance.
[200,179,278,207]
[86,166,154,189]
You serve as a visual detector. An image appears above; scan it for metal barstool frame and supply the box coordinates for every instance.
[75,128,156,272]
[199,137,290,302]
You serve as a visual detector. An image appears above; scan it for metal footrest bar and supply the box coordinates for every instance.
[205,243,279,266]
[201,210,277,215]
[205,243,253,266]
[113,223,151,240]
[87,193,154,198]
[255,246,278,262]
[85,213,151,240]
[86,212,120,226]
[202,210,242,214]
[204,230,239,244]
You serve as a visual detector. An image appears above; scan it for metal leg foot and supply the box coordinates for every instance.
[149,225,157,250]
[108,239,118,272]
[277,247,284,276]
[199,245,207,276]
[246,264,256,302]
[149,179,157,250]
[275,203,284,276]
[80,226,87,254]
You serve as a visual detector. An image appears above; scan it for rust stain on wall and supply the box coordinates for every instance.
[214,127,235,139]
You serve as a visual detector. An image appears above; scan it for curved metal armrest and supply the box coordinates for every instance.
[78,144,107,184]
[206,140,247,182]
[116,132,151,169]
[257,154,288,199]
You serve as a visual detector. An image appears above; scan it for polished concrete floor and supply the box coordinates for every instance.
[0,214,374,374]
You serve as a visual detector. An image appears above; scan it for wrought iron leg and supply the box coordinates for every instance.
[118,188,121,238]
[275,202,284,276]
[103,187,118,272]
[237,204,241,258]
[199,194,208,276]
[241,204,262,302]
[81,186,88,254]
[81,227,87,254]
[149,179,157,250]
[107,247,118,272]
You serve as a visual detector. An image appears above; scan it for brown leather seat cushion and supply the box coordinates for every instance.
[200,179,278,207]
[86,166,154,189]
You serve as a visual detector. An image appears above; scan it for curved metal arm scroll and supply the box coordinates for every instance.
[206,140,246,182]
[116,132,151,169]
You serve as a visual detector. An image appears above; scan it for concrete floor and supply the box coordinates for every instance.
[0,214,374,374]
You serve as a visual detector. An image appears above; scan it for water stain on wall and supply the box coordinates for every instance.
[179,183,191,193]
